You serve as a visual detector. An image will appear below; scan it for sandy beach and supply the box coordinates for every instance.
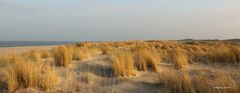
[0,46,55,56]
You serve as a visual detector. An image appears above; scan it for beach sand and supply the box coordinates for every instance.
[0,46,55,56]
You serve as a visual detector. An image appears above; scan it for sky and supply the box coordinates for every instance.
[0,0,240,41]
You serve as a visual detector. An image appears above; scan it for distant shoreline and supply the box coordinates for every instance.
[0,41,78,47]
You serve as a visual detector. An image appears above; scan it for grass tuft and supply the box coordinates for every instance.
[52,46,73,67]
[41,50,52,58]
[159,70,240,93]
[170,48,189,69]
[159,70,194,93]
[5,56,58,93]
[111,50,137,77]
[72,47,92,61]
[133,48,160,72]
[205,46,240,64]
[23,50,42,62]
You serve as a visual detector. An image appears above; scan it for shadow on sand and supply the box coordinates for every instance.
[75,62,114,78]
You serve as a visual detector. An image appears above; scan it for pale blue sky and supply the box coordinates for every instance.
[0,0,239,41]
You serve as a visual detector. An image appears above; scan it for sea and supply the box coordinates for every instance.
[0,41,78,47]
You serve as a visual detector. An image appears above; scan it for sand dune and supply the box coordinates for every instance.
[0,41,239,93]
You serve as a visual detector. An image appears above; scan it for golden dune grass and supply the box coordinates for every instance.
[111,50,137,77]
[5,56,58,93]
[76,42,91,47]
[159,70,194,93]
[41,50,52,58]
[133,48,160,72]
[206,71,239,93]
[183,42,240,64]
[159,70,240,93]
[101,46,112,55]
[0,54,21,64]
[192,74,212,93]
[0,55,12,64]
[205,46,240,64]
[52,46,73,67]
[23,50,42,62]
[72,47,92,61]
[183,45,206,63]
[170,48,189,69]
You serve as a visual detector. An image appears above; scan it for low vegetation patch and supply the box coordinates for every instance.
[159,70,240,93]
[23,50,42,62]
[170,48,189,69]
[204,46,240,64]
[5,56,58,93]
[159,70,194,93]
[52,46,73,67]
[72,47,92,61]
[41,50,52,58]
[101,47,112,55]
[111,50,137,77]
[133,48,160,72]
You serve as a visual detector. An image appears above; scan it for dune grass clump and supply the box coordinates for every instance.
[0,54,20,68]
[133,48,160,72]
[0,55,13,64]
[72,47,92,61]
[159,70,194,93]
[205,46,240,64]
[231,46,240,62]
[212,71,239,93]
[159,70,240,93]
[5,56,58,93]
[192,74,212,93]
[101,46,112,55]
[183,45,206,63]
[76,42,90,47]
[41,50,52,58]
[39,66,58,90]
[23,50,42,62]
[52,46,73,67]
[111,50,137,77]
[182,42,240,64]
[170,48,189,69]
[99,43,114,55]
